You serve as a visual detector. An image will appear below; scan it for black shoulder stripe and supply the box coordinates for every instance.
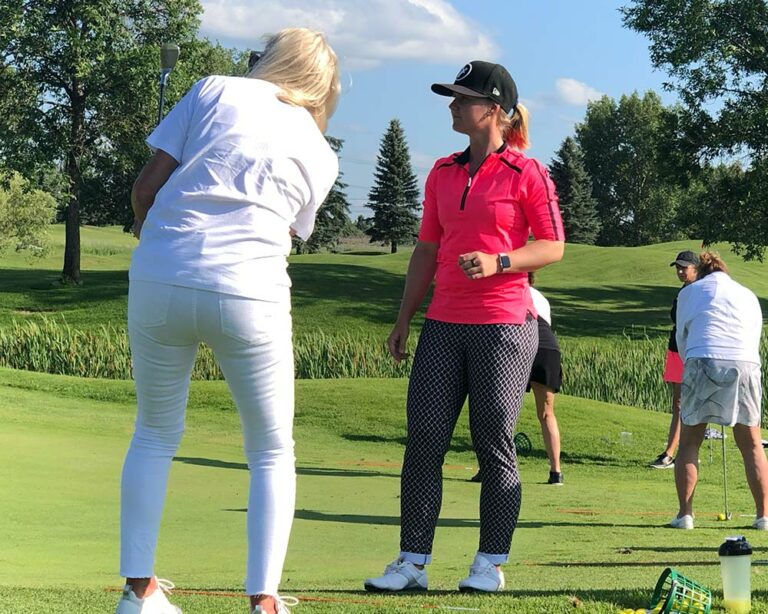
[435,160,458,171]
[533,162,563,242]
[499,158,522,173]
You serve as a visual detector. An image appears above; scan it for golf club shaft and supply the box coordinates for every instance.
[722,424,729,518]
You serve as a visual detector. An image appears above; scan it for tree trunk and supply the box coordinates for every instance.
[391,241,398,254]
[62,80,84,285]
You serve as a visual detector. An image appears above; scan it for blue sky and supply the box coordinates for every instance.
[197,0,678,217]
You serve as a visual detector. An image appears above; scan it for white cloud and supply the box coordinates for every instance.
[518,96,539,112]
[200,0,498,70]
[555,78,604,106]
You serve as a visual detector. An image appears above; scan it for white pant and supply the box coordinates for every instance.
[121,281,296,596]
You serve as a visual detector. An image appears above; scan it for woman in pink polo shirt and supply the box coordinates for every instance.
[364,61,565,594]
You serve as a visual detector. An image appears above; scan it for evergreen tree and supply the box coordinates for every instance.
[365,119,420,254]
[294,136,351,254]
[549,137,600,244]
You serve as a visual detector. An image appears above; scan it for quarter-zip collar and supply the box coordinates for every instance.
[456,142,507,211]
[454,142,507,167]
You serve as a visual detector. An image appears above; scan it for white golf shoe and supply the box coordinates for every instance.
[364,557,428,592]
[114,578,181,614]
[669,514,694,529]
[458,554,505,592]
[753,516,768,530]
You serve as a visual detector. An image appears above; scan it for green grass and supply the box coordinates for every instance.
[3,367,768,612]
[3,227,768,611]
[1,226,767,340]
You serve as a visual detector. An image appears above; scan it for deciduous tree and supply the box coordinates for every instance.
[576,92,688,246]
[0,0,201,283]
[622,0,768,259]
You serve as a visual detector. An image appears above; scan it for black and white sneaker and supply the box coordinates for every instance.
[547,471,564,485]
[648,453,675,469]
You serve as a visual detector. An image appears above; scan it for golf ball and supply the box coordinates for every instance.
[718,513,726,521]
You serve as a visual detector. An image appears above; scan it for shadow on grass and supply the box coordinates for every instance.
[342,433,475,454]
[173,586,658,611]
[292,509,478,527]
[270,587,655,607]
[628,545,767,554]
[174,456,400,479]
[546,284,678,339]
[530,560,718,568]
[339,436,633,468]
[290,263,403,324]
[0,268,128,307]
[291,267,683,338]
[221,508,671,530]
[336,251,390,256]
[174,456,247,470]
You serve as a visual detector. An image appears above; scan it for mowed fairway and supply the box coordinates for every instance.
[3,368,768,613]
[2,227,768,612]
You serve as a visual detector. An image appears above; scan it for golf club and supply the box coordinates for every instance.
[158,42,180,124]
[722,424,732,520]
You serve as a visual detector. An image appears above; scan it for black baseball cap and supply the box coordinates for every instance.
[431,61,519,114]
[670,250,700,267]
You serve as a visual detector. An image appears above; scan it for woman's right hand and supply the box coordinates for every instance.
[387,320,411,362]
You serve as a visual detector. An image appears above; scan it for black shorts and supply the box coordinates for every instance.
[527,347,562,393]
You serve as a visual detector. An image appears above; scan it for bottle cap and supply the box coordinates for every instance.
[719,536,753,556]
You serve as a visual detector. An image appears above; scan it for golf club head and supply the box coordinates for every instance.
[727,512,733,520]
[161,43,180,71]
[248,50,263,71]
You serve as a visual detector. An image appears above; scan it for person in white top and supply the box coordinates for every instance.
[670,251,766,531]
[527,273,564,485]
[115,28,340,614]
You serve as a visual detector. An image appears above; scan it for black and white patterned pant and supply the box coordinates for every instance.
[400,317,538,563]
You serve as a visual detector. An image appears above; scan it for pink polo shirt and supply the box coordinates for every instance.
[418,144,564,325]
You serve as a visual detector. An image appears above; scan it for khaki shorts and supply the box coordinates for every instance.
[681,358,762,427]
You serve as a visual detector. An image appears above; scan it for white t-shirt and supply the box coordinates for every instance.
[129,76,338,302]
[676,271,763,363]
[529,286,551,325]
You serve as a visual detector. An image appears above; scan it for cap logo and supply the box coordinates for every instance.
[455,63,472,81]
[492,87,500,96]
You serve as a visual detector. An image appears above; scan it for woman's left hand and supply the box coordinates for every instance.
[132,218,143,240]
[458,251,497,279]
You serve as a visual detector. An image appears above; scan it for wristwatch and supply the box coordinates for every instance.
[497,253,511,273]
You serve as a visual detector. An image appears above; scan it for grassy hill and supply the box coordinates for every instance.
[2,226,767,340]
[3,367,768,612]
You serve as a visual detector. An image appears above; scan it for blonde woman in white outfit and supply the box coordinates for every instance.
[115,28,340,614]
[670,252,766,531]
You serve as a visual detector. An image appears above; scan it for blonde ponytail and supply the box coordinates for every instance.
[497,102,530,150]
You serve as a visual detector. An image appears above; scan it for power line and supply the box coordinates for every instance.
[341,156,432,173]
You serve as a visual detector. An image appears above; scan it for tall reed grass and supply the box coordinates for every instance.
[560,337,669,411]
[0,319,764,413]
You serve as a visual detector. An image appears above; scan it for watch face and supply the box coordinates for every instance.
[501,255,511,269]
